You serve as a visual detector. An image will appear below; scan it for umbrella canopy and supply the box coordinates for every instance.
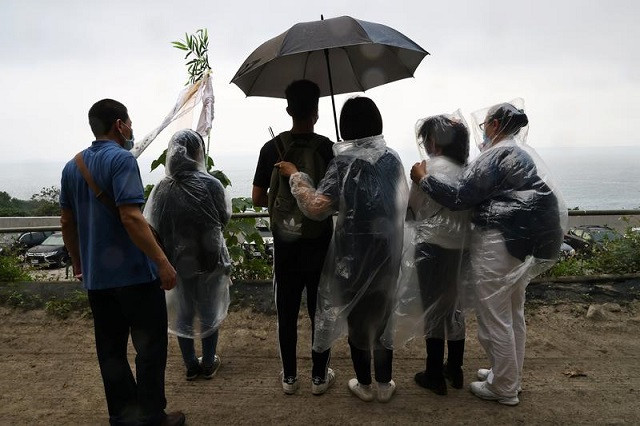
[231,15,429,99]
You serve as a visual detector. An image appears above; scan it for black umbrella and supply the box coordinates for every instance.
[231,15,429,140]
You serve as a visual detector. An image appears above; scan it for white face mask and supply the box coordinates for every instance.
[479,133,493,152]
[120,123,135,151]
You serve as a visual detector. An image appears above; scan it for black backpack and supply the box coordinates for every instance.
[268,132,332,241]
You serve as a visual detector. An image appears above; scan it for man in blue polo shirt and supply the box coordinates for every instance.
[60,99,184,426]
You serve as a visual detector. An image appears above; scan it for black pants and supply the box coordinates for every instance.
[88,281,168,426]
[274,235,331,379]
[349,340,393,385]
[415,242,464,339]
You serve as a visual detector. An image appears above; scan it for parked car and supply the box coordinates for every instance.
[559,242,576,259]
[0,231,55,256]
[241,224,274,261]
[24,232,70,268]
[563,225,621,252]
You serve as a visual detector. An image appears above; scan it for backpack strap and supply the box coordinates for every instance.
[74,151,118,216]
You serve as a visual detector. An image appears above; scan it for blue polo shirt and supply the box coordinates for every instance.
[60,140,158,290]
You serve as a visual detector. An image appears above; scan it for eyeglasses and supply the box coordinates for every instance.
[479,119,495,130]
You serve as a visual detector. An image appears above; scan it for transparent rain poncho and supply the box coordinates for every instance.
[144,129,232,339]
[419,101,568,297]
[383,112,472,348]
[416,100,568,395]
[289,134,408,352]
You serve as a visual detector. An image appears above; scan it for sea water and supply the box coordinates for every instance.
[0,146,638,211]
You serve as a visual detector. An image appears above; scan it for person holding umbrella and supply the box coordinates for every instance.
[410,101,567,406]
[252,80,335,395]
[277,96,408,403]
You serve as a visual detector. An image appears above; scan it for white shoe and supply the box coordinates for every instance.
[281,373,299,395]
[312,368,336,395]
[477,368,522,393]
[348,378,374,402]
[377,380,396,403]
[470,381,519,406]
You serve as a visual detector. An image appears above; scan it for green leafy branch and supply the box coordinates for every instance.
[172,29,211,85]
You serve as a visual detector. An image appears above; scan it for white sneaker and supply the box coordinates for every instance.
[470,381,519,406]
[377,380,396,403]
[348,378,374,402]
[281,373,299,395]
[312,368,336,395]
[477,368,522,393]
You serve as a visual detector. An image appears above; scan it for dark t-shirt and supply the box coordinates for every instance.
[252,132,334,189]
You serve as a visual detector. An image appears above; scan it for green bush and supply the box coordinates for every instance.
[545,227,640,277]
[232,257,272,281]
[0,255,29,282]
[44,291,89,319]
[4,290,42,309]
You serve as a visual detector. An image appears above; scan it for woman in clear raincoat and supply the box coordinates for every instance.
[144,129,231,381]
[384,113,472,396]
[277,97,408,403]
[411,101,567,405]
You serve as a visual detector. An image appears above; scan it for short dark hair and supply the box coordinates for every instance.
[88,99,129,137]
[339,97,383,140]
[418,116,469,165]
[487,103,528,137]
[285,80,320,120]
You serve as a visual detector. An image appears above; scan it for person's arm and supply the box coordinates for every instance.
[60,208,82,279]
[418,153,501,211]
[252,141,278,208]
[252,185,268,207]
[118,204,176,290]
[277,161,335,220]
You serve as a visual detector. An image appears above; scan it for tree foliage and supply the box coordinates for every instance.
[172,29,211,85]
[0,188,61,217]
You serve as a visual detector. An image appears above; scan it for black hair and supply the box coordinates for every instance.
[487,103,529,137]
[339,97,383,140]
[285,80,320,120]
[88,99,129,137]
[418,116,470,165]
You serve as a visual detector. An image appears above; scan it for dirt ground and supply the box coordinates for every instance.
[1,285,639,425]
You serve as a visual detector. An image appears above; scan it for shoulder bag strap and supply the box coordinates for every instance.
[74,151,119,216]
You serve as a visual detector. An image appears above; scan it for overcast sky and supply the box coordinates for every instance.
[1,0,639,166]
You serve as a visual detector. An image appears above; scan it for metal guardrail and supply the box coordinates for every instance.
[0,212,272,234]
[1,210,639,234]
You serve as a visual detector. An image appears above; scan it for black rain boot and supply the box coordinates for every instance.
[444,339,465,389]
[415,338,447,395]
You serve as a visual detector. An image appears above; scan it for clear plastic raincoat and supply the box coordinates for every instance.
[419,101,568,396]
[383,113,472,349]
[144,129,232,339]
[289,134,408,352]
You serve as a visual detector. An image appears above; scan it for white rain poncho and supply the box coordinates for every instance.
[418,100,568,396]
[383,112,472,349]
[289,134,408,352]
[144,129,232,339]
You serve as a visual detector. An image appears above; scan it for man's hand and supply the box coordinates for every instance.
[157,259,177,290]
[410,160,428,184]
[275,161,298,177]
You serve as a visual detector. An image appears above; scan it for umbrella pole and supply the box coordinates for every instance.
[323,48,340,142]
[320,13,340,141]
